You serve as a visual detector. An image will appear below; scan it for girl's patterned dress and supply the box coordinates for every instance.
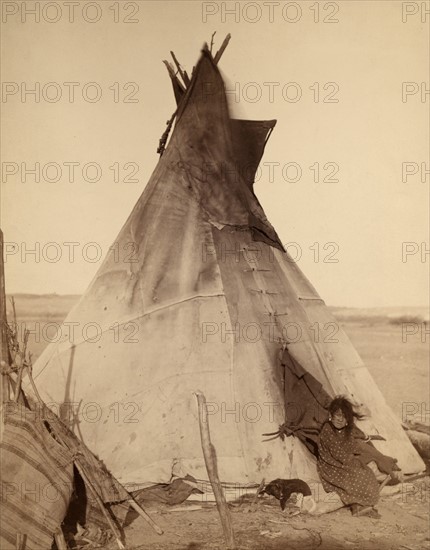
[317,422,379,506]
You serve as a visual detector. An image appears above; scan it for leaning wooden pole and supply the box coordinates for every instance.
[0,230,8,364]
[74,460,125,550]
[26,366,164,539]
[213,34,231,64]
[0,229,10,432]
[127,499,164,535]
[194,391,235,549]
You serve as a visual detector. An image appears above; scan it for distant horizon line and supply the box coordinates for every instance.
[5,292,429,311]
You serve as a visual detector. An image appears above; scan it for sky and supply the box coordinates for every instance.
[1,0,429,307]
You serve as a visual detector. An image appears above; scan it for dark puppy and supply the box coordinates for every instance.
[262,478,312,510]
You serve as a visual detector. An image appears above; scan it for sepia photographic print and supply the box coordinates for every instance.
[1,1,429,549]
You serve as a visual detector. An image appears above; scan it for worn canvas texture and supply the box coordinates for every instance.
[32,50,425,488]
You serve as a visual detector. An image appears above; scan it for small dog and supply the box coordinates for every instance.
[261,478,313,511]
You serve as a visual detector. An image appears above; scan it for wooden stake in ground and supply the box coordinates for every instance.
[194,390,235,549]
[252,478,266,506]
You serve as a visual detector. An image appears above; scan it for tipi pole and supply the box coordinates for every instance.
[170,51,190,87]
[213,34,231,64]
[73,460,125,550]
[127,499,164,535]
[194,391,236,549]
[53,528,68,550]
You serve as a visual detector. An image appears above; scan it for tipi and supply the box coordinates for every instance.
[32,41,425,491]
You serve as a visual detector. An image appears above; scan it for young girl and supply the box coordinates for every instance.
[317,396,398,518]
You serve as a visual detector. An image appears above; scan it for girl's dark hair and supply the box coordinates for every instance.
[328,396,365,435]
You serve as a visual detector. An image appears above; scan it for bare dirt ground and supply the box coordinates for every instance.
[108,481,430,550]
[8,296,430,549]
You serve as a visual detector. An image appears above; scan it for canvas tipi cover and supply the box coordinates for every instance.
[32,45,425,488]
